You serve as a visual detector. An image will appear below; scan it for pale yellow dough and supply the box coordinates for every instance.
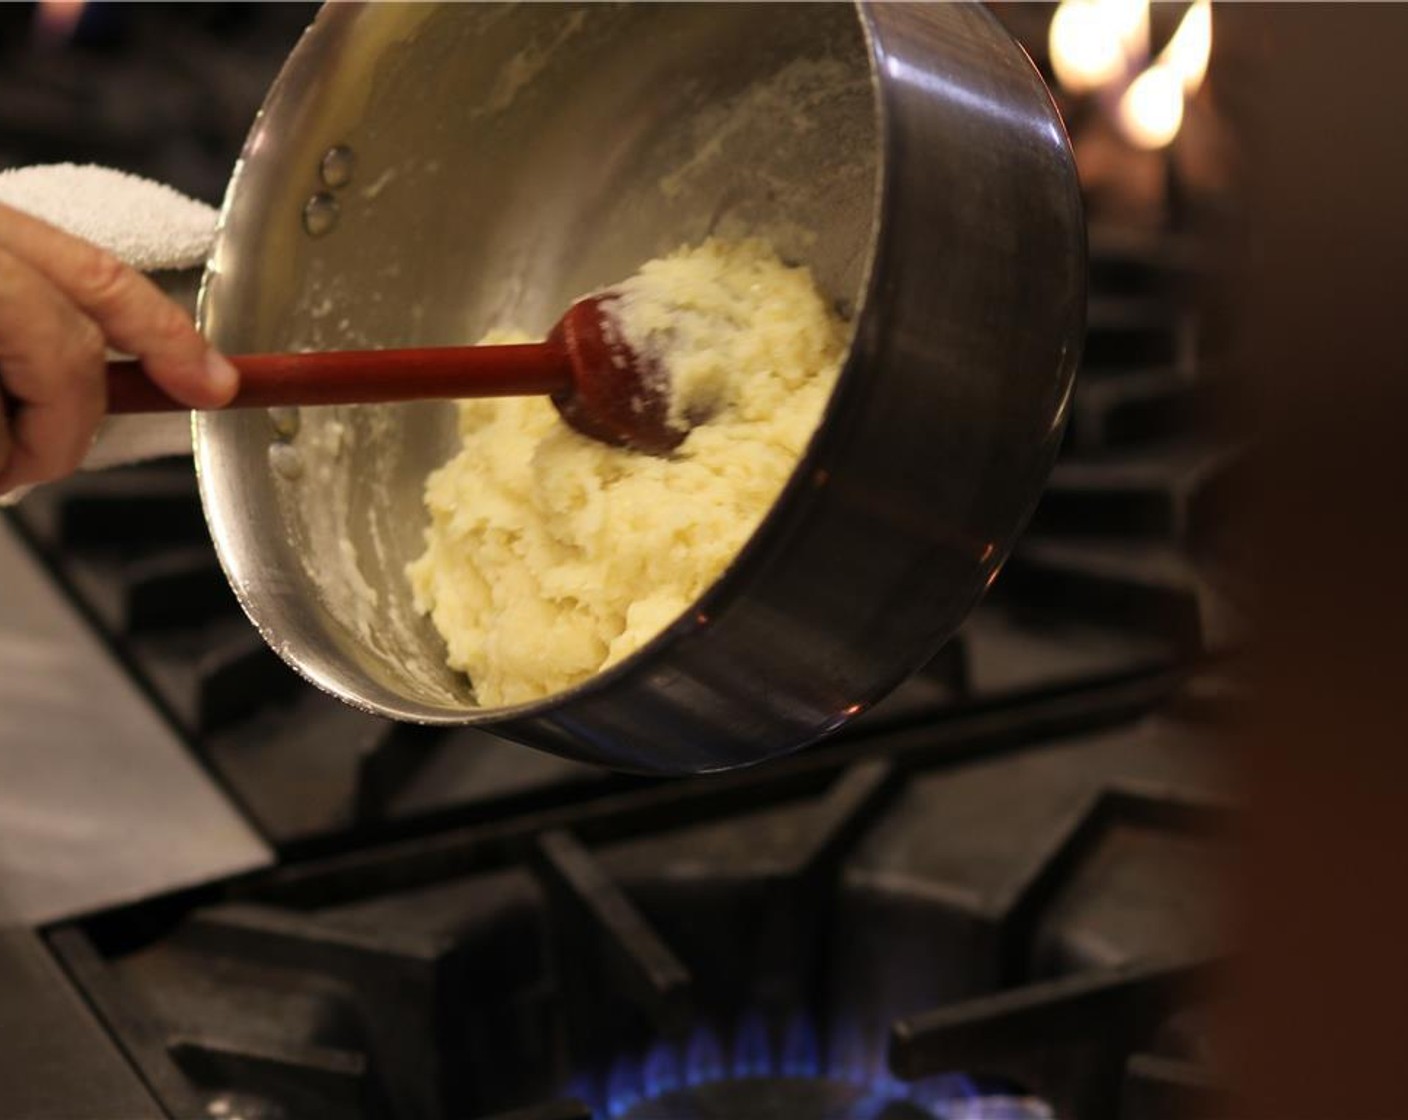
[407,238,846,706]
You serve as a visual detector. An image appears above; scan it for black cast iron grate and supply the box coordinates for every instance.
[47,668,1231,1120]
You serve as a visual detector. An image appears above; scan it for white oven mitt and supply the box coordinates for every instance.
[0,163,219,504]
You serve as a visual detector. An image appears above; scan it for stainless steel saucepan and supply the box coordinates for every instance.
[194,2,1084,774]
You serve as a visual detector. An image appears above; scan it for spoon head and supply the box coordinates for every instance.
[550,295,686,455]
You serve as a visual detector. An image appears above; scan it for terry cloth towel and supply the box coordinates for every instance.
[0,163,219,502]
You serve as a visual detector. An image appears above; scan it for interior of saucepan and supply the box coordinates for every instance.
[197,2,881,719]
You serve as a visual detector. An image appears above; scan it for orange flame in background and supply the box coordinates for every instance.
[1049,0,1213,150]
[1161,0,1212,94]
[32,0,85,43]
[1049,0,1149,93]
[1117,64,1185,150]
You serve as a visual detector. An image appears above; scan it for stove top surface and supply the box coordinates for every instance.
[0,222,1235,1120]
[0,9,1237,1120]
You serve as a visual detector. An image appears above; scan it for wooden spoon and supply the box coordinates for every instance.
[105,295,684,454]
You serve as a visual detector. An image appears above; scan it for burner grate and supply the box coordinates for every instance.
[47,672,1227,1120]
[890,960,1226,1120]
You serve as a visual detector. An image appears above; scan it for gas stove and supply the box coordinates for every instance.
[1,222,1236,1120]
[0,7,1238,1120]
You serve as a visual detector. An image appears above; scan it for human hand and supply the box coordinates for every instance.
[0,201,237,493]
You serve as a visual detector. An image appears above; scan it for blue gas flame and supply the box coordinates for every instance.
[683,1022,724,1086]
[569,1013,1053,1120]
[781,1012,821,1078]
[604,1053,640,1117]
[641,1042,681,1099]
[730,1011,771,1079]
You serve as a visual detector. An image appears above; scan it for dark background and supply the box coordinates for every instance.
[0,2,317,201]
[1230,7,1408,1118]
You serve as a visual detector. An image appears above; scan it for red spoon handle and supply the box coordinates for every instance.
[106,342,575,413]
